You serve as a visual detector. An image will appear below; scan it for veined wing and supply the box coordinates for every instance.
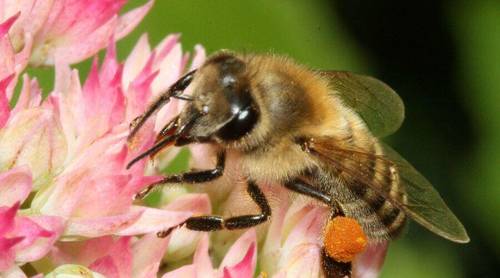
[318,71,404,138]
[305,136,469,243]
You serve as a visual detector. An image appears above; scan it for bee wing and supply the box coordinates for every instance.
[307,137,470,243]
[317,71,404,138]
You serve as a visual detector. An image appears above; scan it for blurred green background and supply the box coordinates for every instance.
[35,0,500,277]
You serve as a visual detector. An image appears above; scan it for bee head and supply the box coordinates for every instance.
[176,52,259,144]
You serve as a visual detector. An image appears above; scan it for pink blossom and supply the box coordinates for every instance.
[0,8,209,275]
[0,0,154,67]
[45,264,106,278]
[352,242,389,278]
[161,229,257,278]
[1,0,218,276]
[0,74,14,128]
[0,168,63,273]
[255,190,388,278]
[51,236,133,278]
[46,193,211,277]
[0,13,30,98]
[23,36,206,238]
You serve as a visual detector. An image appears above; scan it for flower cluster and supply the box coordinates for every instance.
[0,1,388,277]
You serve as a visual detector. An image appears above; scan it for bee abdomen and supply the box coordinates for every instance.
[350,186,407,238]
[377,201,407,237]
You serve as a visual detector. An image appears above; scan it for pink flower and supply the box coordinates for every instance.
[1,11,208,276]
[161,229,257,278]
[0,74,14,128]
[46,193,211,277]
[45,264,107,277]
[260,197,328,277]
[22,35,205,238]
[256,188,388,278]
[51,236,133,278]
[1,1,217,276]
[0,168,64,273]
[1,3,213,273]
[0,13,30,99]
[0,0,154,67]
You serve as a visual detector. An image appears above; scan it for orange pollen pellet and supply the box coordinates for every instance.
[323,216,368,263]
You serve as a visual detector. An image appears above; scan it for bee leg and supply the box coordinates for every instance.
[321,204,352,277]
[321,220,353,277]
[222,181,271,229]
[157,180,270,237]
[284,178,332,205]
[321,249,352,278]
[285,179,352,277]
[128,70,197,142]
[135,151,226,199]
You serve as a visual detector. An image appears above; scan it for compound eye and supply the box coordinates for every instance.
[216,103,258,141]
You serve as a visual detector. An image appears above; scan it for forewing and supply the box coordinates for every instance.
[318,71,405,138]
[379,143,469,243]
[307,137,470,243]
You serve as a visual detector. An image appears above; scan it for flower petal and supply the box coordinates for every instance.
[45,264,106,278]
[223,242,256,278]
[0,12,20,37]
[37,16,117,65]
[89,237,132,278]
[89,256,120,278]
[0,265,28,278]
[0,202,20,235]
[273,244,322,278]
[0,14,18,81]
[64,210,143,238]
[190,44,206,71]
[0,108,67,190]
[114,0,154,40]
[260,198,290,275]
[164,194,212,262]
[151,34,182,95]
[219,229,257,275]
[115,206,192,236]
[78,56,125,143]
[35,141,133,218]
[132,233,170,278]
[353,242,389,278]
[282,207,327,250]
[0,74,14,128]
[0,236,23,272]
[193,234,214,274]
[11,74,42,115]
[30,0,129,66]
[122,33,151,93]
[14,215,64,262]
[161,234,214,278]
[276,206,327,278]
[0,167,32,206]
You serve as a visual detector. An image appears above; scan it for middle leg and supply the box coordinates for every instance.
[158,180,271,237]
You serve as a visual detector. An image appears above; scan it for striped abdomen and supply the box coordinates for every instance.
[343,139,407,239]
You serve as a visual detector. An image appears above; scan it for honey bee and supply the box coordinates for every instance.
[127,52,469,277]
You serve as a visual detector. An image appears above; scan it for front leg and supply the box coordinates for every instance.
[135,151,225,199]
[158,180,271,237]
